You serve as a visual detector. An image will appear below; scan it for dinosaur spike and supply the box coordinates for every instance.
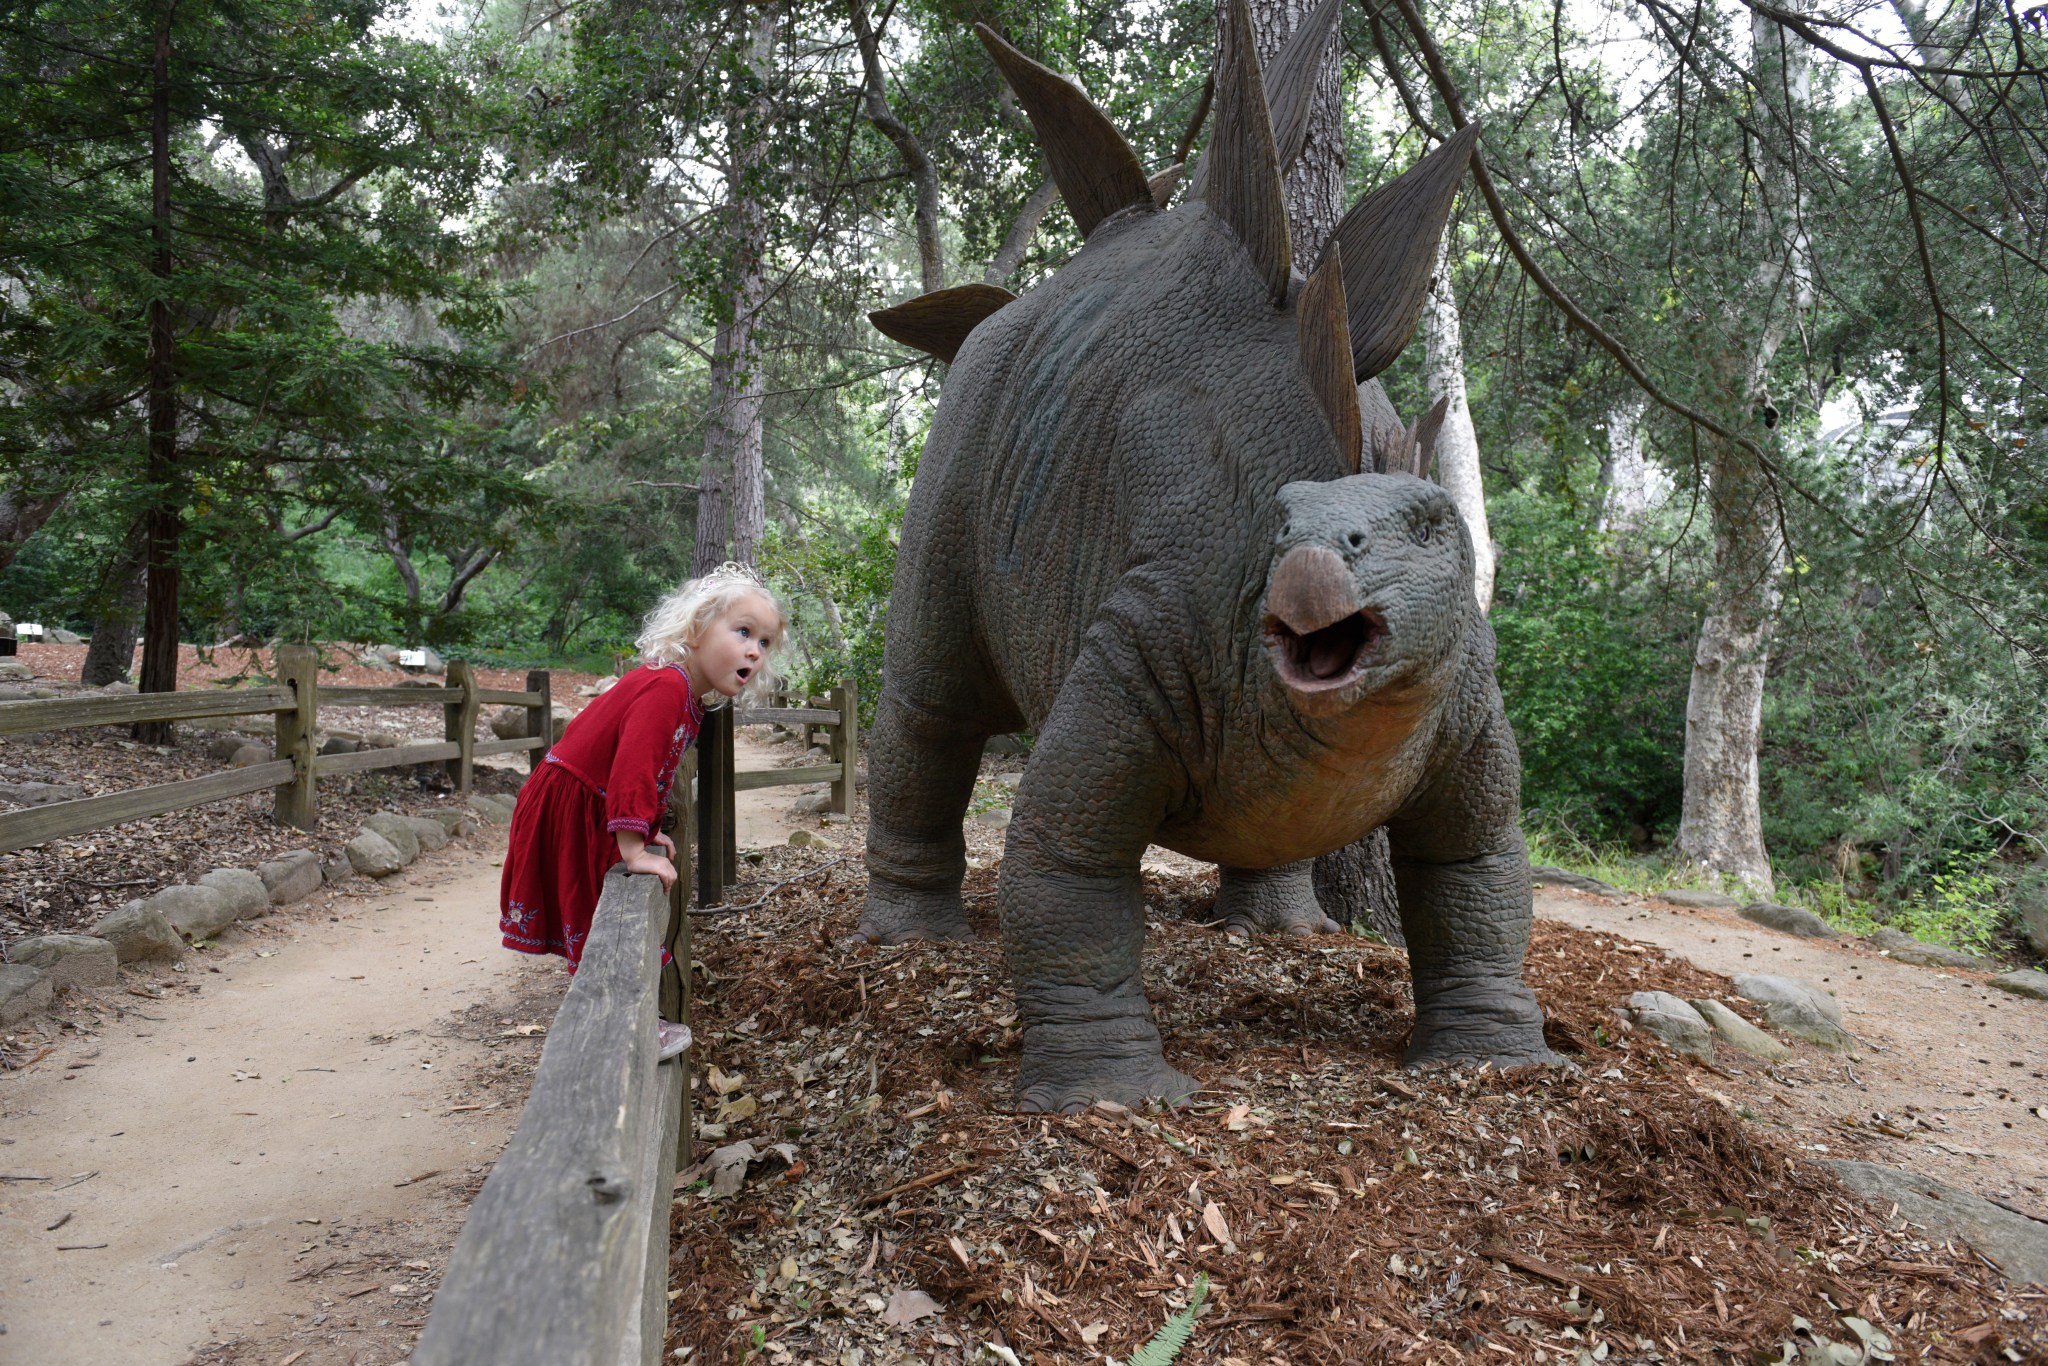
[869,283,1018,364]
[1408,396,1450,479]
[1329,124,1482,380]
[1204,0,1291,305]
[974,24,1155,238]
[1297,253,1361,472]
[1147,162,1184,208]
[1187,0,1339,199]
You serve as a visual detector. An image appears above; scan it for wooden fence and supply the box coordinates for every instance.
[692,681,858,906]
[0,644,554,856]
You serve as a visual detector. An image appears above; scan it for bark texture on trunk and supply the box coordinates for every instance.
[691,5,778,576]
[137,9,180,740]
[852,0,943,294]
[1311,826,1404,946]
[1239,0,1343,255]
[1671,13,1814,895]
[1597,396,1667,533]
[82,534,148,686]
[0,485,69,573]
[1420,237,1493,611]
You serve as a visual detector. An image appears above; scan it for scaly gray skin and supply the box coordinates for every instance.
[859,204,1558,1111]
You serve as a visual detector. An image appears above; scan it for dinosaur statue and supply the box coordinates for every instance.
[860,0,1559,1112]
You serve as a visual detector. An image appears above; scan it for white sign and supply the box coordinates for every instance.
[398,648,429,668]
[15,622,44,639]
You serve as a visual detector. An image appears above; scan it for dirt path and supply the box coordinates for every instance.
[0,840,566,1365]
[1533,886,2048,1212]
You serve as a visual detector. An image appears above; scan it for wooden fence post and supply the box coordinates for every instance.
[696,706,728,908]
[445,660,478,793]
[524,669,551,775]
[273,644,318,830]
[722,705,737,886]
[829,679,859,816]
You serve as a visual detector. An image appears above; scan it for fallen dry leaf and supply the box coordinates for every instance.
[1201,1200,1231,1245]
[882,1287,941,1327]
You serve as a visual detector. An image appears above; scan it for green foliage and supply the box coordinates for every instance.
[1118,1272,1208,1366]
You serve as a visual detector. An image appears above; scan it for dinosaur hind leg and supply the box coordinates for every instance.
[1216,861,1341,937]
[858,691,992,943]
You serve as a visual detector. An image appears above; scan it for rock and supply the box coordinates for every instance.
[792,791,831,816]
[47,627,82,644]
[7,933,118,989]
[323,852,355,886]
[148,883,236,941]
[229,742,272,768]
[362,731,402,750]
[576,675,619,698]
[0,661,32,679]
[1531,864,1620,896]
[0,963,52,1023]
[99,680,136,695]
[403,645,446,673]
[2015,865,2048,961]
[207,734,249,763]
[197,867,269,920]
[1656,888,1739,910]
[1823,1160,2048,1286]
[357,650,397,671]
[788,829,818,848]
[1689,998,1790,1061]
[318,735,359,756]
[346,830,407,877]
[1866,927,1995,972]
[1623,991,1714,1058]
[1738,901,1838,940]
[258,850,324,905]
[403,814,450,852]
[426,808,466,834]
[974,807,1013,829]
[0,779,87,806]
[489,706,524,740]
[1989,969,2048,1002]
[1732,973,1858,1051]
[0,683,29,700]
[467,793,514,825]
[92,901,185,962]
[361,812,420,863]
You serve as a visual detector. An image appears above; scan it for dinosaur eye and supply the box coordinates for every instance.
[1414,522,1431,545]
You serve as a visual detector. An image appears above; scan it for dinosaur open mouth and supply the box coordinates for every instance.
[1265,609,1384,691]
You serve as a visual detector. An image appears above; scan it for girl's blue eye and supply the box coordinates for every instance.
[737,626,751,639]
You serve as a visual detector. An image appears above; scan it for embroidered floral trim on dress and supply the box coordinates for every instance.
[606,816,655,835]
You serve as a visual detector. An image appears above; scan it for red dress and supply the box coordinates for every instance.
[499,663,704,967]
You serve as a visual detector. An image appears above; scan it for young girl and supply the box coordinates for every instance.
[499,563,783,980]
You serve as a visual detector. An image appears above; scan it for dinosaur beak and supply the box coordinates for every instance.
[1263,545,1385,695]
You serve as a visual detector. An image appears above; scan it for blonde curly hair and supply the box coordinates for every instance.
[635,562,785,707]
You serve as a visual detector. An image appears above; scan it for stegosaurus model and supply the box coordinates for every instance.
[861,0,1560,1112]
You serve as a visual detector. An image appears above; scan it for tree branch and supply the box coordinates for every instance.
[850,0,943,293]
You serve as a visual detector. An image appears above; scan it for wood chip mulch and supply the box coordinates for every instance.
[668,853,2045,1365]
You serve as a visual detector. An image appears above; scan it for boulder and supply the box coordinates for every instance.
[1623,991,1714,1059]
[788,829,819,848]
[425,808,465,834]
[575,675,619,698]
[318,735,359,756]
[197,867,269,920]
[229,742,272,769]
[6,933,117,990]
[258,850,324,905]
[489,704,575,742]
[1866,927,1994,972]
[0,684,29,701]
[0,779,87,806]
[1739,901,1838,940]
[323,852,356,886]
[402,814,449,852]
[345,830,407,878]
[2016,865,2048,961]
[362,731,402,750]
[1823,1161,2048,1286]
[92,900,185,962]
[47,627,82,644]
[1733,973,1858,1051]
[98,680,136,695]
[1989,969,2048,1002]
[361,812,420,863]
[1531,865,1621,896]
[974,807,1013,830]
[1656,888,1739,910]
[207,734,250,763]
[0,964,52,1024]
[467,793,514,825]
[1689,998,1791,1061]
[147,884,236,941]
[0,661,32,680]
[792,791,831,816]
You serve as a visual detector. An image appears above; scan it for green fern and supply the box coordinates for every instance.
[1121,1273,1209,1366]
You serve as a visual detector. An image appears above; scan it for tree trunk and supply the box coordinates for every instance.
[852,0,943,294]
[0,485,69,573]
[1670,13,1815,894]
[1597,396,1664,534]
[82,532,148,686]
[692,5,777,576]
[136,8,180,741]
[1420,236,1494,611]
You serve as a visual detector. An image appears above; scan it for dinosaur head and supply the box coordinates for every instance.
[1263,475,1472,717]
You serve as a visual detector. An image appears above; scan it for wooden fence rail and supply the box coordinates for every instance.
[694,680,857,906]
[412,870,683,1366]
[0,646,555,855]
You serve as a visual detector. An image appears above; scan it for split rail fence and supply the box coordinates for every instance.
[0,644,553,856]
[417,681,858,1365]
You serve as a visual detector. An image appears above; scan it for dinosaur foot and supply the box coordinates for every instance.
[1216,863,1340,938]
[849,882,978,947]
[1404,980,1568,1070]
[1013,998,1197,1113]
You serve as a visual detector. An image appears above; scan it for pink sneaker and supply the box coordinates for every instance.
[657,1021,692,1061]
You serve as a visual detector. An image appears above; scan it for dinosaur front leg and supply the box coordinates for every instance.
[1000,666,1195,1113]
[1391,838,1561,1068]
[858,689,989,943]
[1216,861,1341,936]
